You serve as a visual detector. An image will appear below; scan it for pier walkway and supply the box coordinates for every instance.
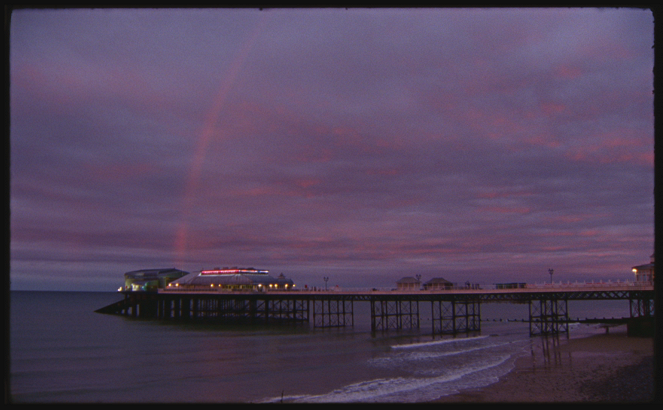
[96,281,654,336]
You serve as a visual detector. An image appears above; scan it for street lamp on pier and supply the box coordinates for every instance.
[323,276,329,291]
[548,269,554,284]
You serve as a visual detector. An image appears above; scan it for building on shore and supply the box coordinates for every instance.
[422,277,454,291]
[632,253,655,283]
[167,267,295,291]
[123,268,190,291]
[396,276,422,291]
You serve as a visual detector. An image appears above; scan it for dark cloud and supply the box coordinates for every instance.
[10,8,654,291]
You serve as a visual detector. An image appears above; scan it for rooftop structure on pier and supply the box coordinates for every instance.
[123,268,189,292]
[422,277,454,291]
[167,267,295,291]
[396,276,422,291]
[632,253,655,283]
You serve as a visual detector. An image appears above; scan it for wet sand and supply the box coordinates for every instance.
[434,325,656,403]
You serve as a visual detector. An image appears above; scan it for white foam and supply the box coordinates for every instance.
[370,340,522,369]
[406,340,514,360]
[285,353,514,403]
[391,335,489,349]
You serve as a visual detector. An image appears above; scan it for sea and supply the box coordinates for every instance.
[8,290,633,403]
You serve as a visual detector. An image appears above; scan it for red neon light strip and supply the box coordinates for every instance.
[200,269,268,275]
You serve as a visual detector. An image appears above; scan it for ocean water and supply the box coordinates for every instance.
[8,291,631,403]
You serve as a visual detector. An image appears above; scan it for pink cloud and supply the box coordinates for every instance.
[543,215,590,224]
[523,134,561,148]
[564,135,653,166]
[235,186,284,197]
[539,230,576,237]
[579,41,635,62]
[540,102,566,115]
[365,168,400,176]
[560,126,653,165]
[554,65,583,79]
[478,206,531,214]
[294,147,334,164]
[476,189,533,200]
[83,162,156,182]
[13,59,176,122]
[294,179,322,189]
[228,178,326,200]
[579,229,602,237]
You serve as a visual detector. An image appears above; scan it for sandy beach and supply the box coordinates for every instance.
[434,325,656,403]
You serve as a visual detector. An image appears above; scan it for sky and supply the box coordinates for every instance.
[9,8,655,291]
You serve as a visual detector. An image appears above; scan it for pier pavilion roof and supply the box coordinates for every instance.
[422,277,454,290]
[632,262,655,270]
[631,252,655,271]
[631,253,654,282]
[123,268,189,291]
[396,276,422,291]
[124,268,189,280]
[168,268,294,290]
[423,277,453,285]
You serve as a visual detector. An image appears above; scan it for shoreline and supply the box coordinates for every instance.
[434,325,656,403]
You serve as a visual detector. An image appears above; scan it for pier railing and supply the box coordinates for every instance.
[156,280,653,294]
[325,280,653,293]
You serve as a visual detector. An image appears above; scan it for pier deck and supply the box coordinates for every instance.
[96,282,654,336]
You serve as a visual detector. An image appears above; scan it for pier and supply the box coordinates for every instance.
[96,281,654,336]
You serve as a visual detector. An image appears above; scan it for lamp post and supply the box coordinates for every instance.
[323,276,329,291]
[548,268,554,284]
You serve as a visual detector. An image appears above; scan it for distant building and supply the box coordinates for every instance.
[422,277,454,291]
[632,253,655,283]
[123,268,189,291]
[167,267,295,291]
[495,283,527,289]
[396,276,421,291]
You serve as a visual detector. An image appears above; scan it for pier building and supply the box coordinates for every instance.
[422,277,454,290]
[123,268,189,291]
[631,253,654,283]
[396,277,421,291]
[167,267,295,291]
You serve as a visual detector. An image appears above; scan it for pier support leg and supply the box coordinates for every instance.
[265,298,308,323]
[400,299,420,330]
[370,299,420,332]
[131,294,138,317]
[628,295,655,336]
[529,298,568,336]
[630,297,654,318]
[183,297,191,319]
[431,299,481,335]
[139,296,158,318]
[313,298,353,328]
[266,298,309,323]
